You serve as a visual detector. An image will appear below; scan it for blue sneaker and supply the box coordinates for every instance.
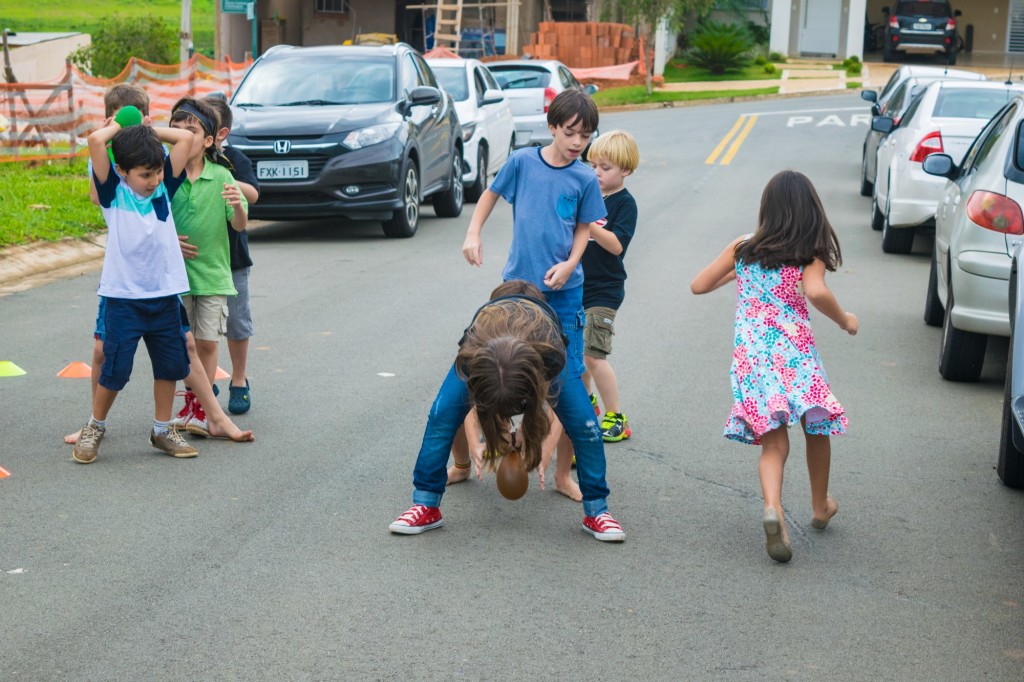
[228,379,250,414]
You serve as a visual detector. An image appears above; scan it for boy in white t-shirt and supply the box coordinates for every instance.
[72,121,198,464]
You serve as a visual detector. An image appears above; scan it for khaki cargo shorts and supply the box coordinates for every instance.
[181,294,228,342]
[583,306,617,360]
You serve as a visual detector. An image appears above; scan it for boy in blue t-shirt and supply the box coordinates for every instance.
[388,90,625,542]
[72,121,197,464]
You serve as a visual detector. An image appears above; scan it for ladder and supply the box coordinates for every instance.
[433,0,464,52]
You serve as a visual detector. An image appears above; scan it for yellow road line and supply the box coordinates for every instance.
[720,115,758,166]
[704,115,747,165]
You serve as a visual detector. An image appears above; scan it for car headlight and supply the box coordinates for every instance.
[461,122,477,142]
[343,123,401,150]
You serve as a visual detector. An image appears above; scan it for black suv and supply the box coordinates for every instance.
[883,1,962,64]
[228,44,463,238]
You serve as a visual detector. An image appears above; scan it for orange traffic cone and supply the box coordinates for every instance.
[57,361,92,378]
[0,466,10,479]
[215,366,230,380]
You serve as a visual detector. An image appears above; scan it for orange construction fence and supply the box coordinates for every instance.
[0,54,253,163]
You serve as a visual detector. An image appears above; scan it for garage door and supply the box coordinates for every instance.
[1011,0,1024,53]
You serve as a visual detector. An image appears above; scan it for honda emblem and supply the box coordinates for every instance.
[273,140,291,154]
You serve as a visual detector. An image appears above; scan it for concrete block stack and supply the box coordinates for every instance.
[524,22,636,68]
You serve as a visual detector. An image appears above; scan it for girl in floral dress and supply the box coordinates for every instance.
[691,170,859,563]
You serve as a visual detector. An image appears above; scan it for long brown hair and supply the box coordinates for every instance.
[456,294,564,472]
[734,170,842,271]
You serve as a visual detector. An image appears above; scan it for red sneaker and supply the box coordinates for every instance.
[169,390,194,428]
[582,512,625,542]
[389,504,443,535]
[186,399,210,438]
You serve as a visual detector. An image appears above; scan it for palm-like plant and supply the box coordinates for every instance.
[685,21,755,75]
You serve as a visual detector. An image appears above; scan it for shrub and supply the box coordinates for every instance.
[846,63,862,76]
[769,51,787,63]
[754,55,767,66]
[764,63,777,75]
[69,16,177,77]
[685,21,755,75]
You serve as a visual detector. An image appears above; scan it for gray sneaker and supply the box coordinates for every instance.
[150,427,198,458]
[72,423,106,464]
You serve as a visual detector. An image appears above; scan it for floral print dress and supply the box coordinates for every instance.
[724,258,847,445]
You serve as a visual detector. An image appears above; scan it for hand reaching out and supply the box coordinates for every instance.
[842,312,859,336]
[178,234,198,259]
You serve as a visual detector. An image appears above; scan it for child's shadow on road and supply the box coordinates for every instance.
[248,218,389,244]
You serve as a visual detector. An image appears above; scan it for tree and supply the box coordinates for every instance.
[621,0,715,94]
[70,16,178,78]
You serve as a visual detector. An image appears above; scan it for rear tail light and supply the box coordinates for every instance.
[890,16,899,29]
[966,190,1024,235]
[909,131,944,163]
[946,18,956,31]
[543,87,556,113]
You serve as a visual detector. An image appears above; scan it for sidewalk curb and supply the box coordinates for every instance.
[0,234,106,290]
[599,86,854,113]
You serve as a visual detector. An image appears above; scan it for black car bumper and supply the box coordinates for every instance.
[237,139,407,221]
[888,29,956,52]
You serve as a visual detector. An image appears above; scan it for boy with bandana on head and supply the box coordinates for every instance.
[166,97,249,436]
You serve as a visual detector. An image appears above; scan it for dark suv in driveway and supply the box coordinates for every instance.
[228,43,463,238]
[883,1,962,64]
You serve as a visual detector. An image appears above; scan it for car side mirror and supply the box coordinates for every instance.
[922,153,956,179]
[407,86,441,108]
[861,90,877,103]
[584,84,599,95]
[481,88,504,105]
[872,116,895,134]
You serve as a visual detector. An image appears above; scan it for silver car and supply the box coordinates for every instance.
[922,95,1024,381]
[1001,240,1024,488]
[487,60,597,148]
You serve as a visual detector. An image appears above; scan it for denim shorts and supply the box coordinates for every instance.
[99,296,190,391]
[93,296,107,341]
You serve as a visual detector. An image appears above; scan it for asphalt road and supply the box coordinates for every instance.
[2,94,1023,680]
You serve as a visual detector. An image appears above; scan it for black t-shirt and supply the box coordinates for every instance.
[215,145,259,271]
[581,188,637,310]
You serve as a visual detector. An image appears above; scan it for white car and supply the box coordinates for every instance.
[871,81,1024,254]
[859,64,985,197]
[427,57,515,202]
[921,94,1024,381]
[486,59,597,148]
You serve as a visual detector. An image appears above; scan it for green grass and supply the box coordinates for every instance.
[593,86,780,108]
[0,0,216,58]
[0,158,105,247]
[663,60,782,83]
[847,82,862,89]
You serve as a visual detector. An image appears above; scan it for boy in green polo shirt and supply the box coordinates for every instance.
[168,97,248,435]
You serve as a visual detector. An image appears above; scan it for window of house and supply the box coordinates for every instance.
[315,0,350,13]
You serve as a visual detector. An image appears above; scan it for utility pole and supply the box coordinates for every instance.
[180,0,193,63]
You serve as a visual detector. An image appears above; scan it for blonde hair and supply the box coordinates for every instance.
[587,129,639,173]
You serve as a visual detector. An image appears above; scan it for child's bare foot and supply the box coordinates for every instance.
[206,414,255,442]
[447,463,472,484]
[810,496,839,530]
[64,429,82,445]
[555,474,582,502]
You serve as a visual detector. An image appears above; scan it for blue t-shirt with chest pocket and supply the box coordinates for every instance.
[489,147,606,292]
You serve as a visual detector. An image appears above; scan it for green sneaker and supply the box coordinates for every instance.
[601,412,631,442]
[589,393,600,417]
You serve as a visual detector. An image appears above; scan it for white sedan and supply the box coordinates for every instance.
[427,57,515,202]
[871,80,1024,254]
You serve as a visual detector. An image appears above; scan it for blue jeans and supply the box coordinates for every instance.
[411,285,611,517]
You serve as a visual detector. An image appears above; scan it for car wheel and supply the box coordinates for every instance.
[870,191,884,231]
[382,160,420,239]
[432,149,464,218]
[939,280,987,382]
[1000,275,1024,488]
[465,145,488,204]
[860,150,873,197]
[883,45,895,63]
[881,190,914,254]
[923,248,944,326]
[946,50,957,66]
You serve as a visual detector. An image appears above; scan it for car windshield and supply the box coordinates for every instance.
[488,66,552,90]
[431,66,470,101]
[895,2,952,17]
[233,56,395,106]
[933,89,1013,119]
